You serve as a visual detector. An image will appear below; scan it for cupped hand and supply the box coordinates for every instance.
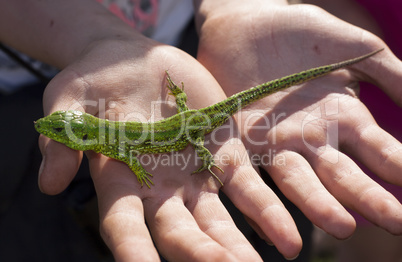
[37,34,302,261]
[196,2,402,241]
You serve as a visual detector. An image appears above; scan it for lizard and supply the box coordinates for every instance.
[34,49,383,188]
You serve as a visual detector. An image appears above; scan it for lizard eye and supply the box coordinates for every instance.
[82,134,88,140]
[54,127,63,132]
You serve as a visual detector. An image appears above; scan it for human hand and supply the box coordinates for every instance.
[196,1,402,241]
[38,32,307,260]
[6,1,304,259]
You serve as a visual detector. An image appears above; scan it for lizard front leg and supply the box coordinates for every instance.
[125,152,154,188]
[165,71,189,113]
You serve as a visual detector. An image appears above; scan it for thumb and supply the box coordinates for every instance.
[359,46,402,106]
[38,134,82,195]
[37,65,88,195]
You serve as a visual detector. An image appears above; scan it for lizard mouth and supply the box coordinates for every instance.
[33,120,40,131]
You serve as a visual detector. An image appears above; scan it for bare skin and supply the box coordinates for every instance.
[195,0,402,239]
[303,0,402,261]
[1,0,401,261]
[1,1,297,260]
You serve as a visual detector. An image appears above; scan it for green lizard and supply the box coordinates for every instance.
[34,49,383,188]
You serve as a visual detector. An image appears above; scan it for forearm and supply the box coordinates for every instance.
[0,0,138,68]
[193,0,288,31]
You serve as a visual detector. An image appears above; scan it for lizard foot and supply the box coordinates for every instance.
[192,162,224,187]
[136,171,154,188]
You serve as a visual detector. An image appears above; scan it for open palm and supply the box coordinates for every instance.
[197,3,402,244]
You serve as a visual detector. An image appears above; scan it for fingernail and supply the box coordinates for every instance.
[38,156,46,193]
[285,254,299,261]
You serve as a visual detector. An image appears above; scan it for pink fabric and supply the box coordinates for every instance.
[96,0,158,32]
[351,0,402,225]
[355,0,402,58]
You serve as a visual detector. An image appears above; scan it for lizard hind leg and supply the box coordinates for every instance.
[191,135,224,186]
[165,71,189,113]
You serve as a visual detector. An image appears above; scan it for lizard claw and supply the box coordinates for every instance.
[192,162,224,186]
[207,166,224,187]
[137,171,154,188]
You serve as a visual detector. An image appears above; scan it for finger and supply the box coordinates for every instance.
[144,196,238,262]
[307,148,402,235]
[341,119,402,186]
[222,164,302,260]
[187,190,262,261]
[266,150,356,239]
[359,46,402,106]
[89,153,160,262]
[37,135,82,195]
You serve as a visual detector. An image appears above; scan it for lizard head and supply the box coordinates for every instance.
[34,110,99,151]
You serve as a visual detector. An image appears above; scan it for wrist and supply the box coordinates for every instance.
[43,9,142,69]
[0,0,144,69]
[193,0,288,32]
